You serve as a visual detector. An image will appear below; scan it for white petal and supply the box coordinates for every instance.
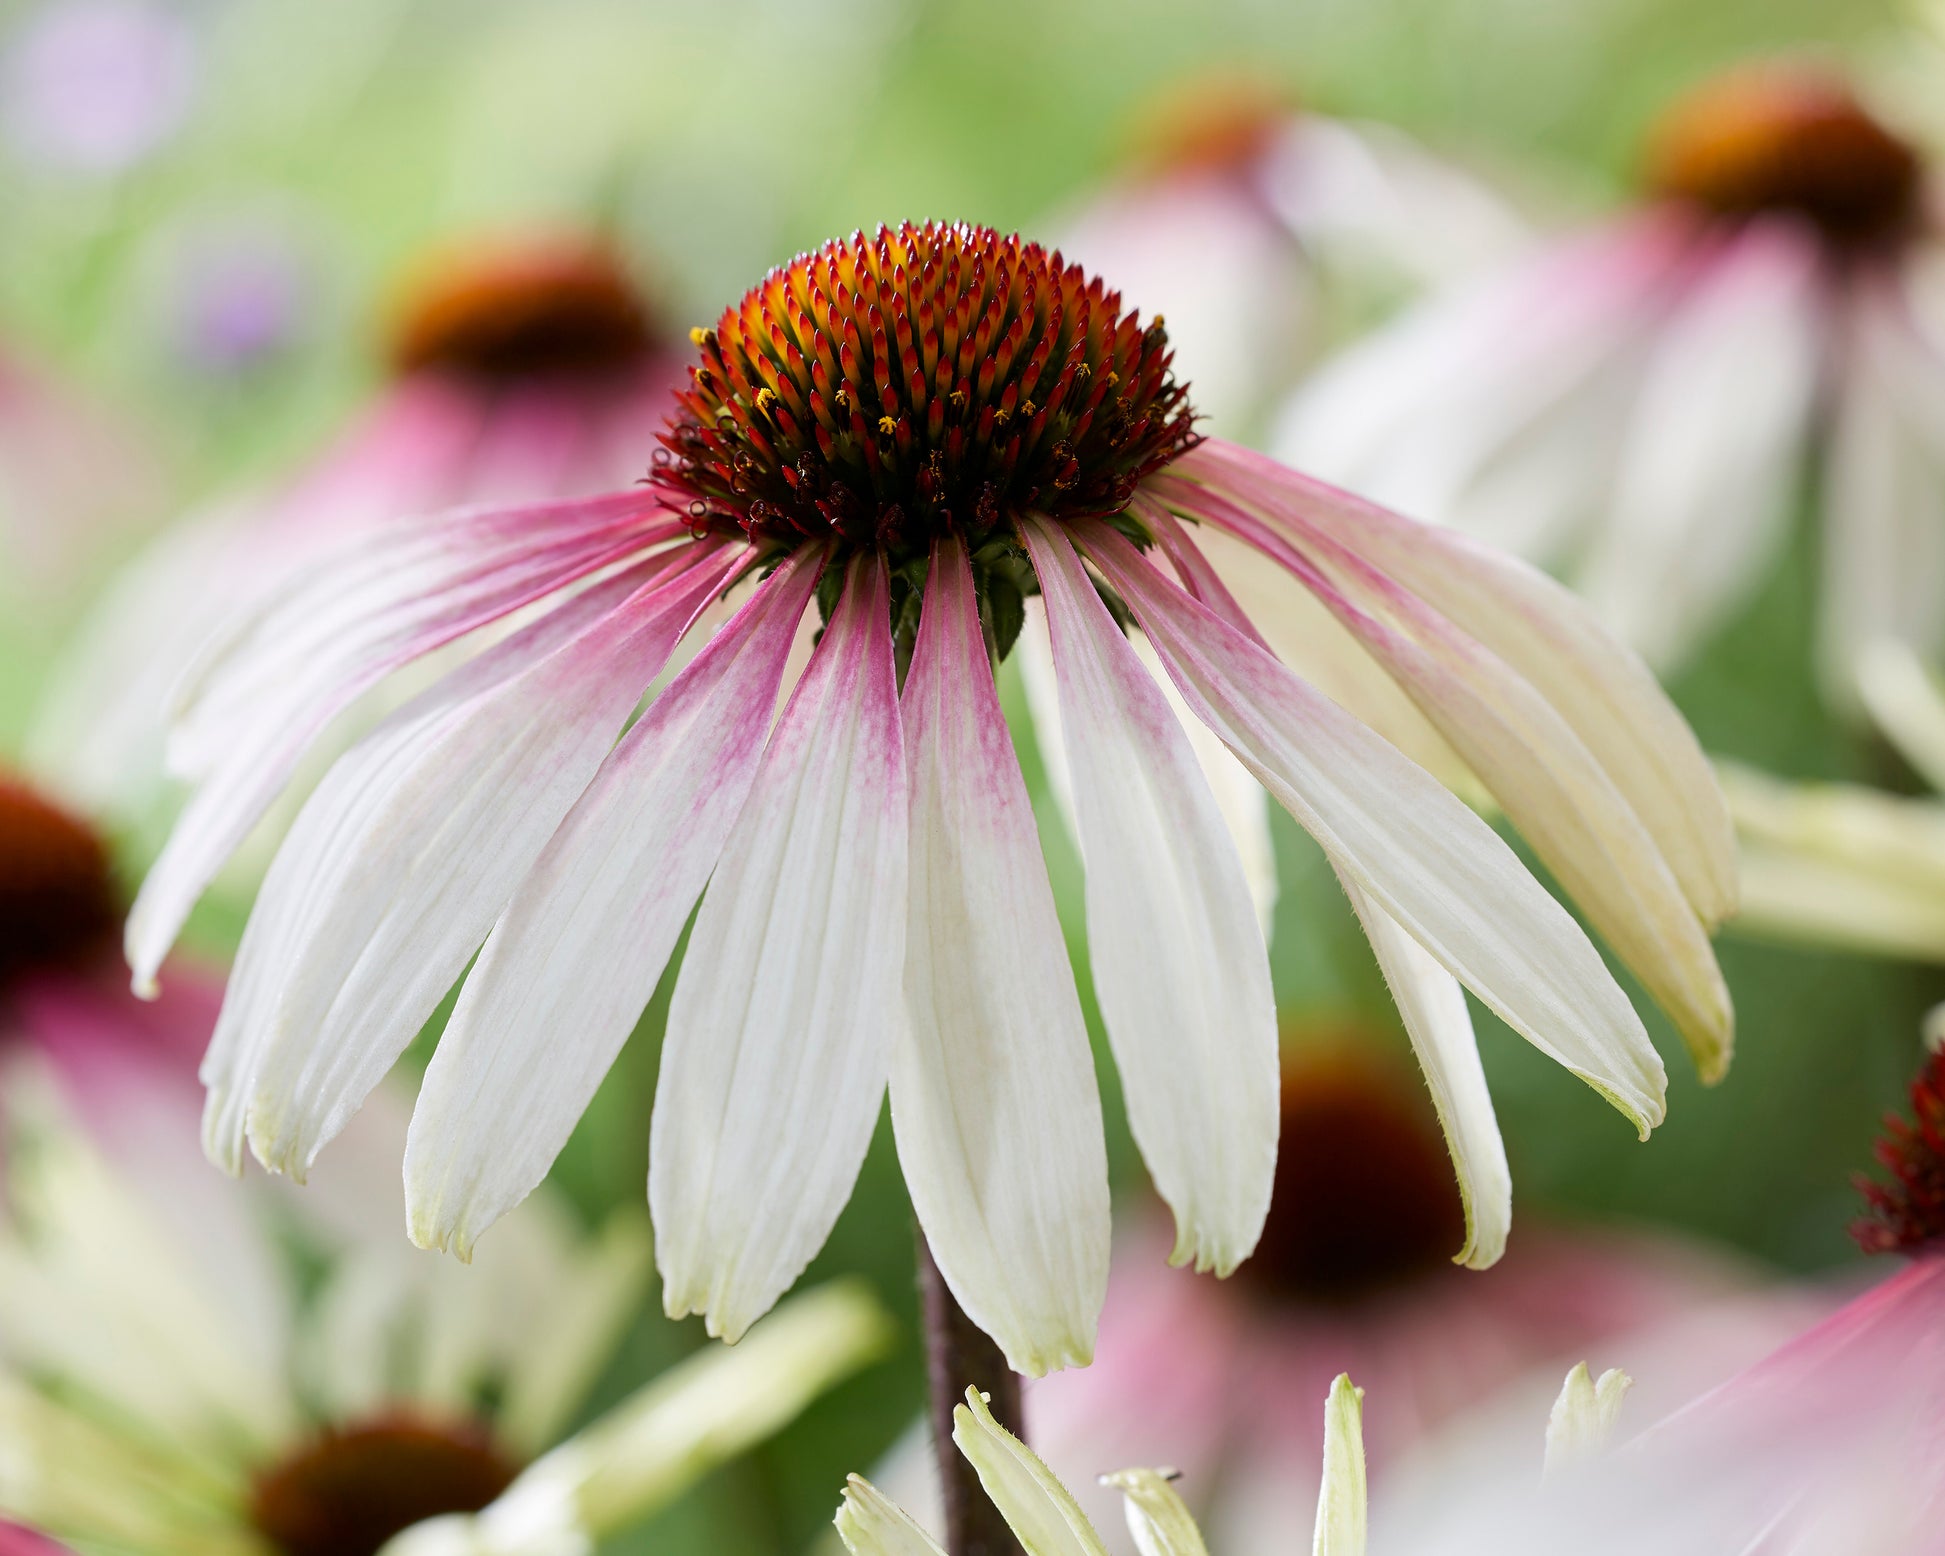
[1165,468,1731,1078]
[1079,521,1665,1136]
[652,552,908,1344]
[404,550,821,1259]
[836,1478,950,1556]
[1101,1469,1211,1556]
[1175,437,1738,932]
[127,490,678,992]
[1023,527,1279,937]
[1544,1362,1632,1475]
[1821,273,1945,706]
[1312,1375,1367,1556]
[1265,114,1529,284]
[1023,517,1277,1275]
[204,545,735,1179]
[1335,870,1511,1269]
[1575,221,1822,673]
[1273,218,1685,567]
[894,539,1108,1377]
[951,1387,1111,1556]
[1856,640,1945,796]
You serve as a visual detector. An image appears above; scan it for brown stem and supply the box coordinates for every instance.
[917,1231,1024,1556]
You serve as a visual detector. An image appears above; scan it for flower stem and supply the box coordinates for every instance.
[917,1231,1024,1556]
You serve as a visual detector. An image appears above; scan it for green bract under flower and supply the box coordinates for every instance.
[653,221,1200,576]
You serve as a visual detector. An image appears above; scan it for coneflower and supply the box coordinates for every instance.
[125,223,1732,1533]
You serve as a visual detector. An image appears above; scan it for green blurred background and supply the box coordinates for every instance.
[1,0,1935,1549]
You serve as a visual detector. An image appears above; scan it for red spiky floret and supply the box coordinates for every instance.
[650,222,1200,558]
[1852,1047,1945,1256]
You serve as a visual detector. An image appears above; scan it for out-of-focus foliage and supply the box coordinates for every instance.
[0,0,1927,1552]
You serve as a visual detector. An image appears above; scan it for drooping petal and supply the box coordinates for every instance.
[404,550,821,1261]
[1543,1362,1632,1475]
[201,544,736,1179]
[1101,1469,1212,1556]
[1311,1375,1367,1556]
[127,490,679,991]
[652,551,908,1345]
[1022,517,1277,1275]
[1573,221,1822,673]
[1163,471,1731,1079]
[1078,521,1665,1136]
[835,1477,950,1556]
[951,1387,1111,1556]
[895,538,1109,1377]
[1335,869,1511,1269]
[1173,438,1737,930]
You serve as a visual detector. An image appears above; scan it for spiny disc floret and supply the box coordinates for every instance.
[1853,1048,1945,1257]
[651,222,1199,557]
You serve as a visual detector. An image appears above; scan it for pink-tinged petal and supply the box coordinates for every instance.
[0,1522,72,1556]
[1390,1260,1945,1555]
[1076,520,1665,1137]
[1023,517,1277,1277]
[265,376,487,542]
[1176,437,1737,933]
[1574,220,1823,673]
[126,489,682,993]
[1333,871,1511,1269]
[651,551,908,1344]
[404,550,822,1260]
[1822,268,1945,708]
[1164,465,1731,1080]
[895,537,1109,1377]
[201,542,736,1180]
[1271,215,1693,567]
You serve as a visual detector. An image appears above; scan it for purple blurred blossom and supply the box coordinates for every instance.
[166,217,316,375]
[1,0,197,175]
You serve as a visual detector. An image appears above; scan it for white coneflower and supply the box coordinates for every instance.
[0,1073,887,1556]
[130,220,1731,1381]
[1280,61,1945,697]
